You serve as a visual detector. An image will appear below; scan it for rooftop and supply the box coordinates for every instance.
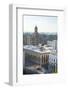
[23,45,51,54]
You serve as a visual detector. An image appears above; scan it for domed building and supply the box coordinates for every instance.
[31,26,40,45]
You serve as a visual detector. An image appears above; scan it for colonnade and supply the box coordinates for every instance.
[23,50,49,67]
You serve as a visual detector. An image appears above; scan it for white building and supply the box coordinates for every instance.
[47,40,57,50]
[49,54,57,64]
[23,45,51,68]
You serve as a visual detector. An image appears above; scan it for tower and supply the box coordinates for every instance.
[31,26,40,45]
[35,26,38,33]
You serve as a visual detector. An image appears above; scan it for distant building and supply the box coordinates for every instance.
[47,40,57,50]
[23,34,27,45]
[49,54,57,64]
[31,26,40,45]
[26,35,31,45]
[23,34,31,45]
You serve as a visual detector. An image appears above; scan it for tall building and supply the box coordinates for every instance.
[31,26,40,45]
[47,40,57,50]
[23,34,31,45]
[26,35,31,45]
[23,34,27,45]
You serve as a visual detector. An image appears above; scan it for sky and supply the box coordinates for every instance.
[23,15,57,33]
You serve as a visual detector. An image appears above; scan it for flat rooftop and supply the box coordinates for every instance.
[23,45,51,54]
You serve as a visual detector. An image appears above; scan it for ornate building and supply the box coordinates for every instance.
[31,26,40,45]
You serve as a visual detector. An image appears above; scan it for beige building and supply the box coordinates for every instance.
[23,45,51,68]
[31,26,40,45]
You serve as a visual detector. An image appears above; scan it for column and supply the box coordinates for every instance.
[23,51,25,68]
[44,55,45,64]
[39,55,42,68]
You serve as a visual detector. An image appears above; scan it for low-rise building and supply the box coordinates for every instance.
[23,45,51,68]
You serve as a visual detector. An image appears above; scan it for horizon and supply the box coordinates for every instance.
[23,32,57,34]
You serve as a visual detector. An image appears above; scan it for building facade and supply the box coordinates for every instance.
[47,40,57,50]
[31,26,40,45]
[23,45,51,68]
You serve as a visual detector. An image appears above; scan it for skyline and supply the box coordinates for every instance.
[23,15,57,33]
